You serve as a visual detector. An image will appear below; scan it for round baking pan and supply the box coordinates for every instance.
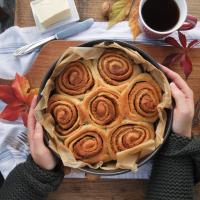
[38,40,173,176]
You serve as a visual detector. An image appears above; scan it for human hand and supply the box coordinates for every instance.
[28,96,57,170]
[160,65,194,138]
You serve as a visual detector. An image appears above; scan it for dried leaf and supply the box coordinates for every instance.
[0,73,38,127]
[21,111,28,127]
[178,31,187,48]
[129,0,141,39]
[162,53,182,68]
[0,102,25,121]
[165,37,181,48]
[164,32,196,80]
[26,88,39,106]
[0,85,16,104]
[180,54,192,79]
[188,39,200,48]
[11,73,30,102]
[108,0,133,28]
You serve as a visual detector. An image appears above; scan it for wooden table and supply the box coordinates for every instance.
[15,0,200,26]
[12,1,200,200]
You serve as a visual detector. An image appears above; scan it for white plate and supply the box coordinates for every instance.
[30,0,80,33]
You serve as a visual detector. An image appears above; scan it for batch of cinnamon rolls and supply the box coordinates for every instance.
[36,43,171,170]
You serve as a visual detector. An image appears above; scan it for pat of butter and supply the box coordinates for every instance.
[33,0,71,28]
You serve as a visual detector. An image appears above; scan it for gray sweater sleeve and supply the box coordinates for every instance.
[146,133,200,200]
[191,136,200,184]
[0,156,64,200]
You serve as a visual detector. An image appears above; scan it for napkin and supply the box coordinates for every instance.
[0,21,200,179]
[0,118,28,178]
[1,21,200,80]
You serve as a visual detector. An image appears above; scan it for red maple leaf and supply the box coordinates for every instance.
[0,73,38,126]
[162,31,200,79]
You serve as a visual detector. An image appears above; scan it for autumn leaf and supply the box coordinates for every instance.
[180,54,192,79]
[0,102,25,121]
[163,32,199,79]
[12,73,30,102]
[108,0,133,28]
[21,111,29,127]
[187,39,200,48]
[165,37,181,48]
[26,88,39,106]
[129,0,141,39]
[0,73,38,126]
[178,31,187,48]
[162,53,182,68]
[0,85,16,104]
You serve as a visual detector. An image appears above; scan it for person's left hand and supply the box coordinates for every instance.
[27,96,57,170]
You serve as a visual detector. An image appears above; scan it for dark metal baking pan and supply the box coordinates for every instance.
[38,40,173,176]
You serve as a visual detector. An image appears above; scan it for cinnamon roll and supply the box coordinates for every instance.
[83,87,123,128]
[48,95,82,138]
[108,121,154,159]
[97,50,140,86]
[64,125,111,164]
[124,73,162,122]
[56,61,94,96]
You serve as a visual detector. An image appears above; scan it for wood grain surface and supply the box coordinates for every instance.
[47,179,200,200]
[15,0,200,27]
[48,179,149,200]
[48,179,199,200]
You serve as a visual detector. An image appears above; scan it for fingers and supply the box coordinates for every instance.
[28,96,37,133]
[31,122,45,149]
[160,65,193,98]
[170,82,186,108]
[28,96,38,144]
[29,122,57,170]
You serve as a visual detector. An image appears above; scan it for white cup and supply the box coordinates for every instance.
[139,0,197,38]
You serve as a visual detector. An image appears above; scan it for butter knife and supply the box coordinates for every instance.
[14,18,94,57]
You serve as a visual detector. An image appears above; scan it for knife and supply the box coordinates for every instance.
[14,18,94,57]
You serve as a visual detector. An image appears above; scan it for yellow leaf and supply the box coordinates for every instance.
[26,88,39,106]
[108,0,133,28]
[11,73,30,102]
[129,0,141,39]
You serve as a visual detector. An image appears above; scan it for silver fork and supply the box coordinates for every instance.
[4,131,29,154]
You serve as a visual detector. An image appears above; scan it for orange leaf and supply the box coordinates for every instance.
[21,111,28,127]
[26,88,39,106]
[0,102,25,121]
[0,85,17,104]
[129,0,141,39]
[11,73,30,102]
[0,73,38,127]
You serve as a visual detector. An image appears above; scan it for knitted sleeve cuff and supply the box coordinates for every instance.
[160,132,196,156]
[24,155,64,188]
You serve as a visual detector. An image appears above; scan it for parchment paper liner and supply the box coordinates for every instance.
[35,42,172,171]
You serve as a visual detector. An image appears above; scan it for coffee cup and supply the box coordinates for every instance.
[139,0,197,38]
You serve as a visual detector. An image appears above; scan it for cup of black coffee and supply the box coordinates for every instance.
[139,0,197,38]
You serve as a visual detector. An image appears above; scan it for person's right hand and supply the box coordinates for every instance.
[28,96,57,170]
[160,65,194,138]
